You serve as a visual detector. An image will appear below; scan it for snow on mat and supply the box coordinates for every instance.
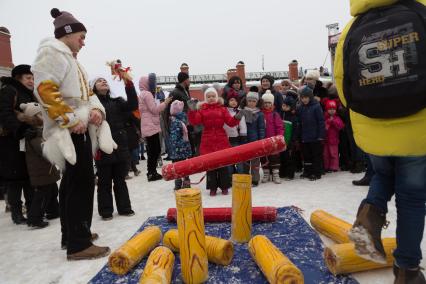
[90,207,358,284]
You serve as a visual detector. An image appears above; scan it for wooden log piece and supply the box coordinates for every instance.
[310,209,352,244]
[109,226,162,275]
[139,246,175,284]
[324,238,396,276]
[231,174,252,243]
[248,235,304,284]
[163,229,234,266]
[175,189,208,283]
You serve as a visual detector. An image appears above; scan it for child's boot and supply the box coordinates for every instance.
[262,169,270,183]
[209,188,217,196]
[272,169,281,184]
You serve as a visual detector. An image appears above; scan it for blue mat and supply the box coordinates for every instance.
[90,207,358,284]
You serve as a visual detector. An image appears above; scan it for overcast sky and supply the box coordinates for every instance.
[0,0,351,79]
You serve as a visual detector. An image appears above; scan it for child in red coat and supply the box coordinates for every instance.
[323,100,344,172]
[188,85,241,196]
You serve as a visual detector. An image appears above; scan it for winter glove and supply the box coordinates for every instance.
[234,111,244,120]
[236,109,253,121]
[187,99,198,111]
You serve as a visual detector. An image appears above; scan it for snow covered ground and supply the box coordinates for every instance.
[0,159,424,284]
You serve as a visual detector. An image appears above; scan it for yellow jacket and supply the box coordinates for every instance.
[335,0,426,156]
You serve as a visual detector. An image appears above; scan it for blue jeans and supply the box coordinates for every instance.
[364,155,426,268]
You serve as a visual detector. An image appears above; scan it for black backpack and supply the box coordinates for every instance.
[343,0,426,118]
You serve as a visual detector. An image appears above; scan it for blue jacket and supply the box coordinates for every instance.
[246,109,266,143]
[169,112,192,160]
[296,99,325,143]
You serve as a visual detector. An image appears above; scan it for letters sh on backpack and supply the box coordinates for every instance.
[341,0,426,119]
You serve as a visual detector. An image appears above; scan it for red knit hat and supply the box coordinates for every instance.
[325,100,337,111]
[50,8,87,39]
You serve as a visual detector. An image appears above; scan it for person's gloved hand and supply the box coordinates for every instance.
[187,99,198,111]
[234,109,253,121]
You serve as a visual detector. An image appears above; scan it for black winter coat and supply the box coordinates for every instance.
[0,77,35,182]
[296,99,326,143]
[95,84,138,165]
[164,83,191,131]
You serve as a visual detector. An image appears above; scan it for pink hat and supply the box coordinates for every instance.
[170,100,184,115]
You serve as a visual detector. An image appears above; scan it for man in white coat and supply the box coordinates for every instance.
[32,8,112,260]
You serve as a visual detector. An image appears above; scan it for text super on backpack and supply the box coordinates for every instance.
[342,0,426,118]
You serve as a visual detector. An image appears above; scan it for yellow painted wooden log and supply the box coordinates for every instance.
[310,210,352,244]
[139,246,175,284]
[248,235,304,284]
[175,188,208,283]
[231,174,252,243]
[163,229,234,266]
[109,226,162,275]
[324,237,396,275]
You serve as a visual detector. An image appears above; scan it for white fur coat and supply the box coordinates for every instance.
[32,38,116,170]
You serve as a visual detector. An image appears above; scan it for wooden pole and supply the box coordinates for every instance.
[248,235,304,284]
[175,189,208,283]
[108,226,162,275]
[324,238,396,275]
[231,174,252,243]
[163,229,234,266]
[139,246,175,284]
[310,210,352,244]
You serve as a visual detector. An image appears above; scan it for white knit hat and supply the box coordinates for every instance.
[262,90,274,104]
[89,76,104,91]
[203,85,219,102]
[306,70,320,81]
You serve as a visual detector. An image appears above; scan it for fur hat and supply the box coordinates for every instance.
[50,8,87,39]
[262,90,274,104]
[246,91,259,101]
[170,100,184,115]
[260,75,275,86]
[20,102,42,117]
[325,100,337,111]
[306,70,320,81]
[177,72,189,83]
[11,65,32,78]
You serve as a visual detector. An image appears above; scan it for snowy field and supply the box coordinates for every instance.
[0,159,424,284]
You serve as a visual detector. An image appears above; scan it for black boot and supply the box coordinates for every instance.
[394,264,426,284]
[349,203,388,264]
[11,205,27,225]
[174,179,183,190]
[27,188,49,228]
[352,176,371,186]
[147,172,162,182]
[131,161,141,176]
[350,161,365,173]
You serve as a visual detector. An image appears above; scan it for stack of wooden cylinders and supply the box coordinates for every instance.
[139,246,175,284]
[163,229,234,266]
[108,226,162,275]
[231,174,252,243]
[175,189,209,283]
[310,210,397,276]
[248,235,304,284]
